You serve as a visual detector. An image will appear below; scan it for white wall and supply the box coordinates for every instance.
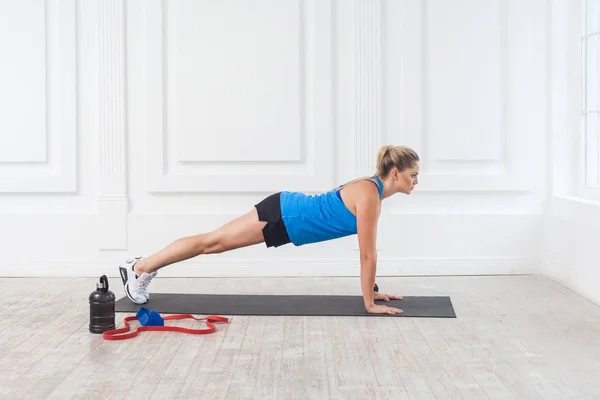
[0,0,548,278]
[544,0,600,305]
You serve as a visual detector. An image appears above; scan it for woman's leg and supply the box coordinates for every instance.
[134,207,267,275]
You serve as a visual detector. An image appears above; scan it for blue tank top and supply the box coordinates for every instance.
[280,176,383,246]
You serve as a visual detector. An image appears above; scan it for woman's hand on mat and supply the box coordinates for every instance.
[366,304,403,314]
[374,292,403,302]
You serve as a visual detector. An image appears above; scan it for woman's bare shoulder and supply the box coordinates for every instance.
[340,180,381,209]
[346,179,380,196]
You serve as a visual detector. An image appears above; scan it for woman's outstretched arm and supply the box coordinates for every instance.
[355,186,403,315]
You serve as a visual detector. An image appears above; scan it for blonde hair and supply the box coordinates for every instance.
[375,144,419,177]
[333,144,419,190]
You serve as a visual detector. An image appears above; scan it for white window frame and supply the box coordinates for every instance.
[579,0,600,202]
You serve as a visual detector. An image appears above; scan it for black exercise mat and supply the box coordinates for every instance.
[115,293,456,317]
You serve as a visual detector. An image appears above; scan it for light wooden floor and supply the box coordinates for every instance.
[1,274,600,400]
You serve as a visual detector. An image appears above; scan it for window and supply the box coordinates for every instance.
[581,0,600,199]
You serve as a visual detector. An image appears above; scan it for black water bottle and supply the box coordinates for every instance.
[89,275,116,333]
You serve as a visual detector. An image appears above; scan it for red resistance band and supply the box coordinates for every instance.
[102,314,229,341]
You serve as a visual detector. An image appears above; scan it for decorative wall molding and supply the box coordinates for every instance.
[0,0,77,193]
[137,0,335,193]
[354,0,383,176]
[387,0,546,193]
[98,0,128,250]
[0,1,548,279]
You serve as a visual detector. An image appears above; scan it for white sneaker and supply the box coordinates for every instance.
[118,257,156,304]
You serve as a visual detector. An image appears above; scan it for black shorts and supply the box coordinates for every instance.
[254,192,292,248]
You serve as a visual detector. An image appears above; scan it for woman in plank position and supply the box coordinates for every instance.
[119,144,420,314]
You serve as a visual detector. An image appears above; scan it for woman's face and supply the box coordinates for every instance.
[393,162,420,194]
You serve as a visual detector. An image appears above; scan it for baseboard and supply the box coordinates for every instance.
[542,259,600,306]
[0,257,542,278]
